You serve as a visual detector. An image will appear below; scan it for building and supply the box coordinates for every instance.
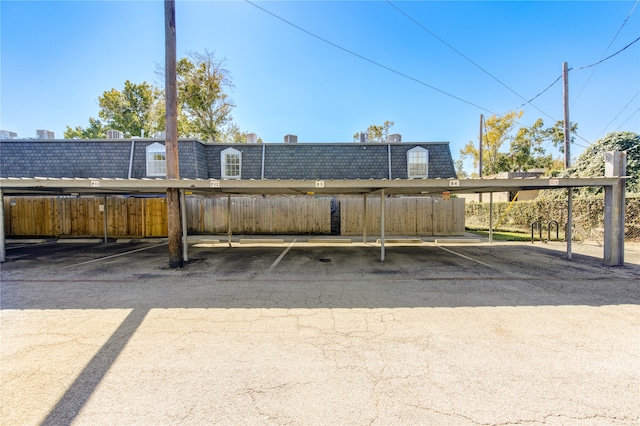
[0,138,457,180]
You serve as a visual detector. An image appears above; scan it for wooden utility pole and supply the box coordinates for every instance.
[165,0,183,268]
[563,62,573,260]
[478,113,483,202]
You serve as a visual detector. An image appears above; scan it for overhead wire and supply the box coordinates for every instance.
[595,91,640,140]
[246,0,634,155]
[385,0,558,123]
[244,0,498,116]
[614,108,640,132]
[571,0,640,107]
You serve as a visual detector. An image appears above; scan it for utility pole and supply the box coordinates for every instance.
[563,61,572,260]
[165,0,183,268]
[478,113,483,202]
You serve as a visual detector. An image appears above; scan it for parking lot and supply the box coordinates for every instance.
[2,237,639,425]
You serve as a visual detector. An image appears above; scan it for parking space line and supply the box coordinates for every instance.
[62,243,168,269]
[428,242,494,268]
[267,239,297,272]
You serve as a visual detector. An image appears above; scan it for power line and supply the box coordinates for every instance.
[572,0,640,107]
[245,0,496,114]
[515,74,563,111]
[244,0,498,115]
[574,35,640,70]
[596,91,640,139]
[386,0,558,123]
[614,107,640,132]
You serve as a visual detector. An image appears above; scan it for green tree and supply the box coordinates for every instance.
[460,111,522,176]
[542,120,579,154]
[353,120,395,143]
[508,118,553,171]
[98,80,160,137]
[63,117,106,139]
[176,50,235,143]
[539,131,639,199]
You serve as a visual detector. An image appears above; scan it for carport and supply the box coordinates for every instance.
[0,152,627,266]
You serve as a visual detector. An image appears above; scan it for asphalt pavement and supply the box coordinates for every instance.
[1,238,639,425]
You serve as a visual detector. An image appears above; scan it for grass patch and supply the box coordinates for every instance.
[470,230,533,241]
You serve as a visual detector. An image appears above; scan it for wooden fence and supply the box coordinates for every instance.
[3,195,464,238]
[338,196,464,236]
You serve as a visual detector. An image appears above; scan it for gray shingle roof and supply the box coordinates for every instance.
[0,139,457,180]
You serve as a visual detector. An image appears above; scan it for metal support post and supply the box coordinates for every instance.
[363,193,367,243]
[180,190,188,262]
[103,195,108,243]
[380,189,385,262]
[489,192,493,243]
[227,194,232,247]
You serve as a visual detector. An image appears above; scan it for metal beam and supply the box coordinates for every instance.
[0,177,621,196]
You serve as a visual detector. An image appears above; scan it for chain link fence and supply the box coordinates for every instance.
[465,196,640,243]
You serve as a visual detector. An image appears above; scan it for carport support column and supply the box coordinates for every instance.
[227,194,232,247]
[362,194,367,243]
[103,195,108,243]
[489,192,493,243]
[604,151,626,266]
[0,190,5,262]
[380,189,385,262]
[180,190,188,262]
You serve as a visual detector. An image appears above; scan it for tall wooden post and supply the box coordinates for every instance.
[478,114,483,203]
[563,62,573,260]
[165,0,183,268]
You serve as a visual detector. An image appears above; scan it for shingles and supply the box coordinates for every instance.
[0,140,456,180]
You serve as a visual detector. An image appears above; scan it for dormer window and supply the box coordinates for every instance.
[221,147,242,179]
[146,142,166,177]
[407,147,428,178]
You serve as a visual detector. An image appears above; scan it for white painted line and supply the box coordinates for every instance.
[62,243,168,269]
[428,242,494,268]
[267,239,297,272]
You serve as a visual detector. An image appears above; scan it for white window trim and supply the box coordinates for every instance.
[146,142,166,177]
[407,146,428,178]
[221,147,242,179]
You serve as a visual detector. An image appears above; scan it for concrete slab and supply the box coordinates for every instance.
[239,238,285,244]
[308,238,352,244]
[375,238,423,244]
[57,238,103,244]
[5,239,48,244]
[435,238,483,244]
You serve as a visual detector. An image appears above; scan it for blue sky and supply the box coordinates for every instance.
[1,0,639,169]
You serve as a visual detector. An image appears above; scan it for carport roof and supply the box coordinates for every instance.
[0,176,622,196]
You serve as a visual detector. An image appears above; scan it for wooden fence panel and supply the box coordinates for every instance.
[340,196,439,236]
[144,198,168,237]
[433,198,465,236]
[3,195,463,238]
